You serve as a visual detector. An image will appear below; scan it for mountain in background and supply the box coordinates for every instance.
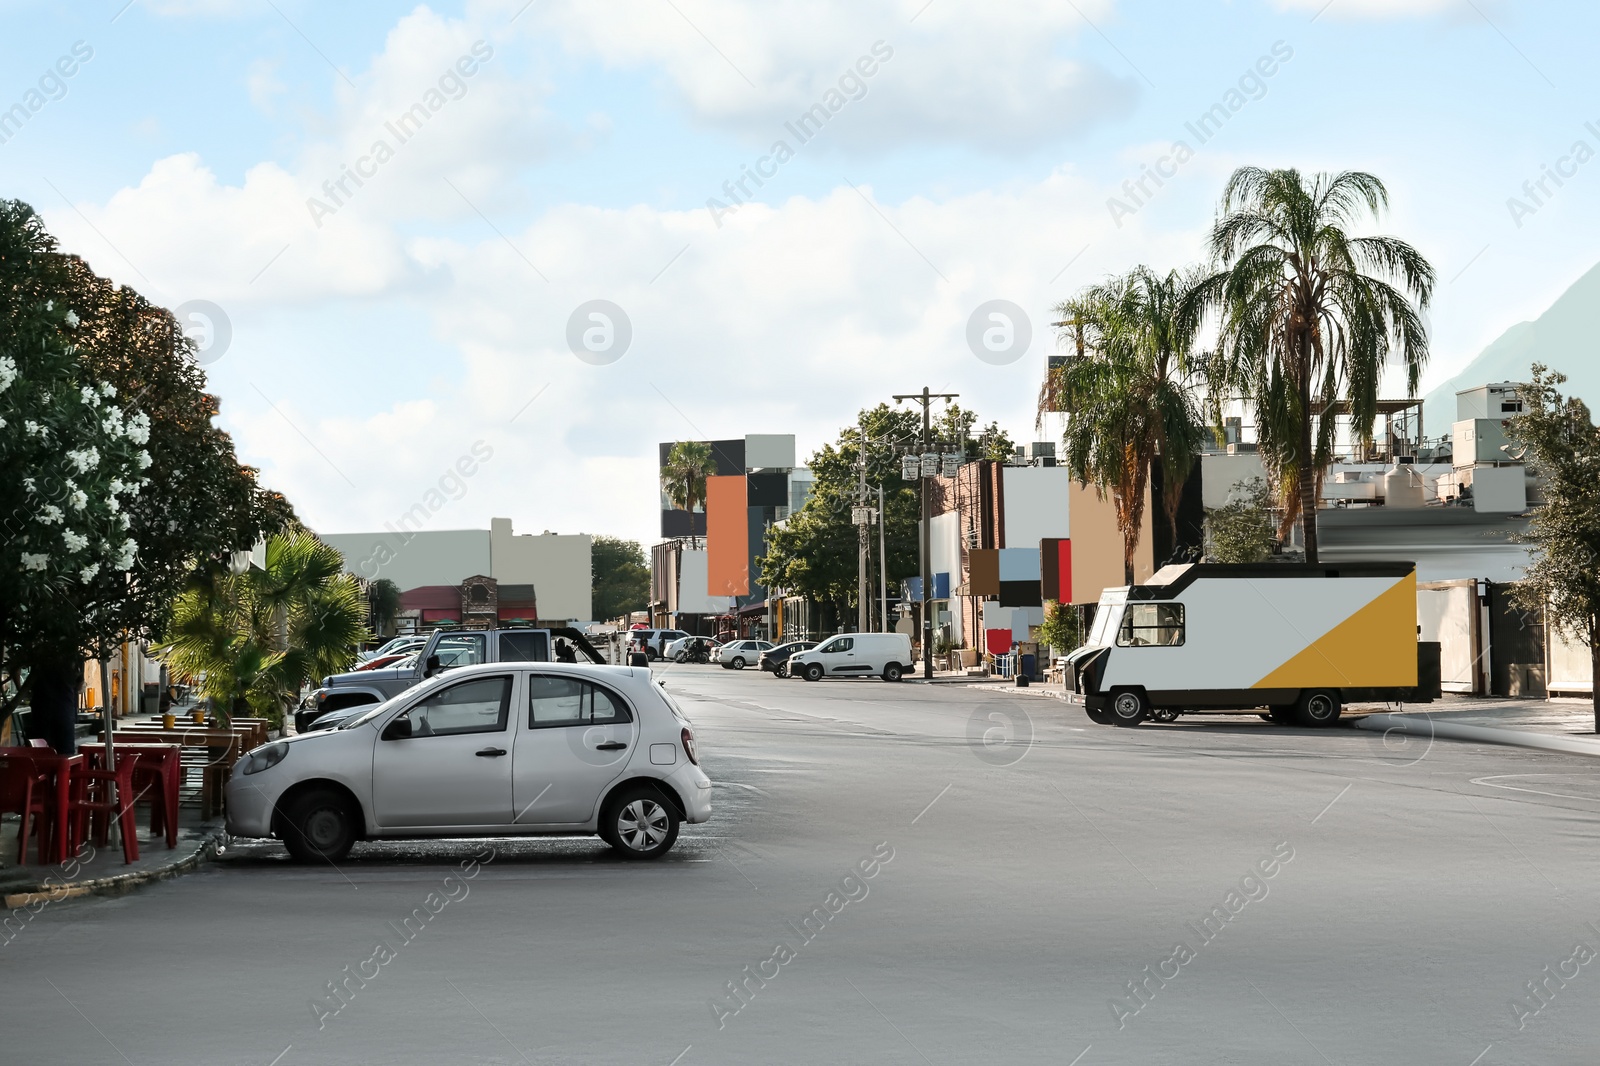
[1422,260,1600,435]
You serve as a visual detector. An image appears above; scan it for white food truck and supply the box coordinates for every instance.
[1064,562,1441,727]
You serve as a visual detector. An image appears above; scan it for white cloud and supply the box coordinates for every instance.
[520,0,1140,150]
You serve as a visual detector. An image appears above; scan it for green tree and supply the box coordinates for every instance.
[0,200,288,736]
[154,529,367,725]
[1039,266,1209,584]
[1507,366,1600,731]
[1188,168,1434,562]
[759,404,923,625]
[592,535,650,620]
[661,440,717,547]
[367,578,402,639]
[1037,600,1084,654]
[1205,476,1278,563]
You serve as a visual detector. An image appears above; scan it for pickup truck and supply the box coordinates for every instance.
[296,627,605,732]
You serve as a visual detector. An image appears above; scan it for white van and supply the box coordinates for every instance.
[788,633,914,682]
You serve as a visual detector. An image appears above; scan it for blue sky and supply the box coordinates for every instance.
[2,0,1596,547]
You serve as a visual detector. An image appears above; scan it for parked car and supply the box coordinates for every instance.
[788,633,913,682]
[297,627,604,733]
[716,639,775,670]
[663,634,720,661]
[231,661,709,862]
[758,641,817,677]
[629,629,688,661]
[358,635,426,663]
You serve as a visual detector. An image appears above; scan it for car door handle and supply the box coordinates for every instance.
[475,747,508,757]
[594,741,628,751]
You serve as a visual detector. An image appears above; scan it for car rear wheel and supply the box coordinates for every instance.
[603,787,680,860]
[803,662,824,682]
[775,662,788,678]
[882,663,903,682]
[1109,688,1148,727]
[1293,689,1342,728]
[282,789,357,863]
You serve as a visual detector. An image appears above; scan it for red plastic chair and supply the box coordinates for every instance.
[0,754,51,865]
[28,739,53,750]
[68,758,139,864]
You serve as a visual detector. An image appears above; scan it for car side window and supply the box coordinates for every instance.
[498,630,548,662]
[528,676,634,727]
[434,633,488,668]
[824,638,853,653]
[392,676,510,738]
[1117,604,1185,647]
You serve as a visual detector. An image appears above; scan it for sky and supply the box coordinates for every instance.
[2,0,1597,549]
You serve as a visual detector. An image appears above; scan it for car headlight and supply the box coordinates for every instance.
[241,742,289,776]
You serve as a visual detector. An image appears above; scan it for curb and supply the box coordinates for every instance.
[2,829,227,909]
[1351,713,1600,758]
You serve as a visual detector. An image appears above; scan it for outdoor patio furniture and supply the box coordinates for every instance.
[68,756,139,864]
[101,727,244,818]
[81,743,181,849]
[0,753,51,865]
[2,750,83,864]
[28,739,52,750]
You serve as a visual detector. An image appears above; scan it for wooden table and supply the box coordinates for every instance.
[80,743,181,848]
[99,727,245,819]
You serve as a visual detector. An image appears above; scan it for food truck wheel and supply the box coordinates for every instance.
[1108,688,1148,726]
[1293,689,1342,727]
[1150,708,1181,723]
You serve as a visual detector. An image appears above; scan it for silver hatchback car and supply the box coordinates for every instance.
[226,662,710,861]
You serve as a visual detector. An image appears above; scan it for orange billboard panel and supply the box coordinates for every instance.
[706,475,749,597]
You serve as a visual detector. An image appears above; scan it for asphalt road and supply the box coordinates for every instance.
[8,665,1600,1065]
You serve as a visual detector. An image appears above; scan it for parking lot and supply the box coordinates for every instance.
[7,664,1600,1064]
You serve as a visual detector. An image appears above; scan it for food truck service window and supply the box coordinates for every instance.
[1116,604,1185,647]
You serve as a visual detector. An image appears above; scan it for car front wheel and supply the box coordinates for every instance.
[803,662,824,682]
[282,789,357,863]
[730,657,746,670]
[603,787,680,860]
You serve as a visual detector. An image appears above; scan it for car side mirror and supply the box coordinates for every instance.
[382,716,412,741]
[424,654,441,676]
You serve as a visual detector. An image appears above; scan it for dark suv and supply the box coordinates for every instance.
[759,640,817,678]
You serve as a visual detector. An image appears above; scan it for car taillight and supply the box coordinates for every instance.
[681,727,698,765]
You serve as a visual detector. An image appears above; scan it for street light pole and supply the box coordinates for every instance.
[857,413,869,634]
[894,386,958,679]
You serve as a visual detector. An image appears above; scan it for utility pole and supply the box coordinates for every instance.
[857,414,870,634]
[878,482,888,634]
[894,386,958,679]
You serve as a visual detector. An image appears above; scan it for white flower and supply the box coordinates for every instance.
[37,504,63,525]
[136,450,152,470]
[0,354,16,394]
[21,553,48,571]
[79,563,98,583]
[66,447,100,473]
[0,416,5,430]
[68,489,87,511]
[101,414,123,436]
[114,539,137,571]
[80,386,100,407]
[62,530,87,552]
[127,412,151,445]
[64,310,80,328]
[22,477,36,494]
[24,420,43,436]
[99,382,116,397]
[118,513,131,529]
[45,300,53,311]
[107,497,120,514]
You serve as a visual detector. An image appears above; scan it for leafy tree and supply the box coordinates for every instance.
[1507,366,1600,731]
[1187,168,1434,562]
[367,578,402,639]
[1205,476,1278,563]
[937,404,1016,462]
[155,529,366,725]
[1039,266,1209,584]
[661,440,717,547]
[592,535,649,621]
[1037,600,1084,654]
[0,200,289,739]
[760,404,923,625]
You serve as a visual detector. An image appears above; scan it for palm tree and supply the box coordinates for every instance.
[661,441,717,547]
[155,530,367,725]
[1038,267,1209,584]
[367,578,402,639]
[1186,167,1434,563]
